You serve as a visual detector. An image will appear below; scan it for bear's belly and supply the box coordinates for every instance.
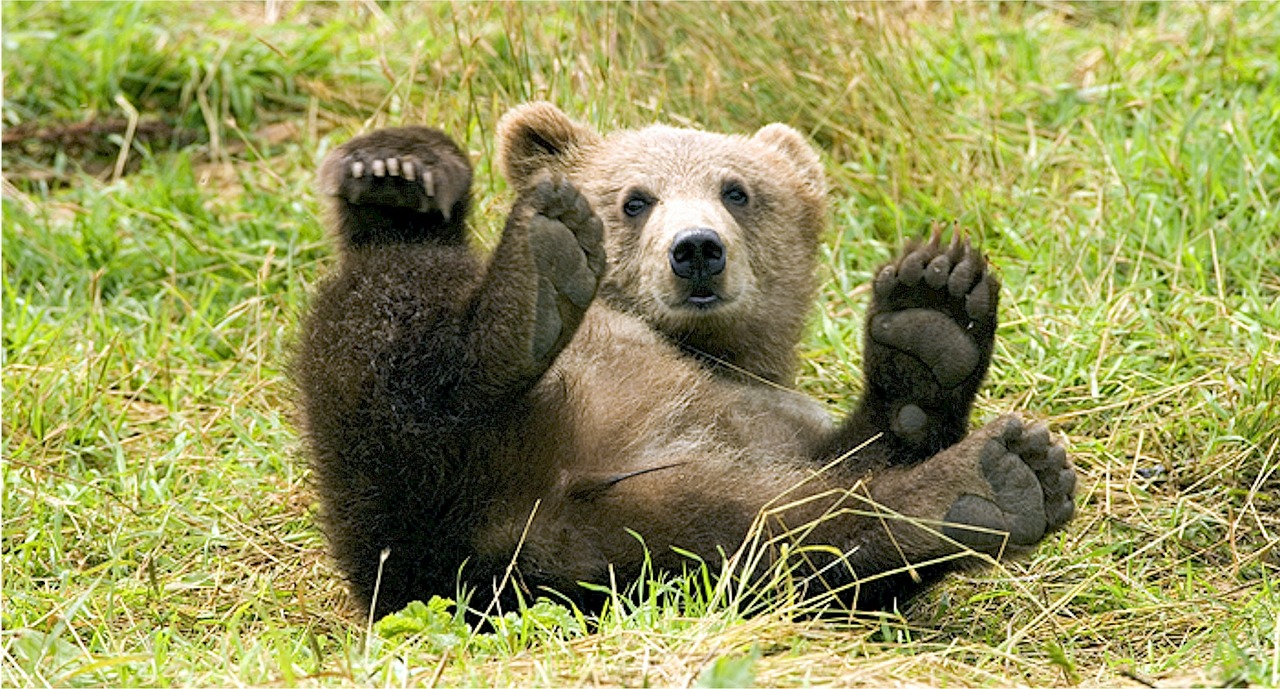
[529,304,832,474]
[470,303,839,587]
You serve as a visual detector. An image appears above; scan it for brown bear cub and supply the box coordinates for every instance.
[294,102,1076,620]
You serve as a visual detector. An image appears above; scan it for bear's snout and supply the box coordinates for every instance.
[669,228,726,281]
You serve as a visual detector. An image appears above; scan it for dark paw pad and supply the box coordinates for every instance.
[892,403,929,439]
[869,229,999,391]
[526,176,606,363]
[870,310,978,389]
[942,417,1076,551]
[862,228,1003,453]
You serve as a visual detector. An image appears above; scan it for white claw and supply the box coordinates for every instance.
[386,158,400,176]
[402,160,416,180]
[422,170,435,197]
[371,159,386,177]
[351,161,365,178]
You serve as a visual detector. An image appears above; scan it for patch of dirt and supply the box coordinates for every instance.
[2,118,301,186]
[3,119,201,181]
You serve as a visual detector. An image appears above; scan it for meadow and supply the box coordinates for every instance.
[3,1,1277,686]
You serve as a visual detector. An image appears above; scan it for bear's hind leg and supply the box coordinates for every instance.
[832,415,1075,608]
[825,230,1000,464]
[868,415,1075,556]
[512,415,1073,613]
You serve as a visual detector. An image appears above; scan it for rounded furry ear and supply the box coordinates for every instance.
[752,123,827,197]
[497,102,601,190]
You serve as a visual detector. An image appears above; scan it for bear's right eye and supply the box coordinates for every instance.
[622,195,650,217]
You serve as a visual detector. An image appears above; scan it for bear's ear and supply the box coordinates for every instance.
[752,123,827,197]
[497,102,601,190]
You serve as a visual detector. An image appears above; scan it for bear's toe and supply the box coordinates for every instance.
[871,229,997,330]
[527,175,606,279]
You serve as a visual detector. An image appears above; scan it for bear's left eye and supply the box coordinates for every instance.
[722,184,749,208]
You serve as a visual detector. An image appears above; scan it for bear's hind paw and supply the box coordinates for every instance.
[940,416,1076,553]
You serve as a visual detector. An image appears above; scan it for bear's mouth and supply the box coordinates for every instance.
[685,285,721,309]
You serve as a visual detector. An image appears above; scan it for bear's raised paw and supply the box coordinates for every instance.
[870,230,998,389]
[862,229,1001,455]
[318,126,472,222]
[522,175,606,364]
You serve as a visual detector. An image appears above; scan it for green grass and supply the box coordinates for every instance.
[3,1,1278,686]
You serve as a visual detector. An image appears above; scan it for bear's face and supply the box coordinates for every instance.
[498,103,827,377]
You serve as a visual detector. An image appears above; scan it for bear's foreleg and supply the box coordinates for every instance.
[301,127,555,618]
[466,175,606,397]
[317,126,474,247]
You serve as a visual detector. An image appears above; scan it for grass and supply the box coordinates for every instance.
[3,1,1277,686]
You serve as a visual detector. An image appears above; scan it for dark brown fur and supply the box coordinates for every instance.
[293,104,1076,619]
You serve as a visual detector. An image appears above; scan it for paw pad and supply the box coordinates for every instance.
[521,175,606,365]
[863,227,1003,452]
[942,417,1076,552]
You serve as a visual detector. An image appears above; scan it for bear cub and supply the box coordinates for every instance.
[294,102,1076,619]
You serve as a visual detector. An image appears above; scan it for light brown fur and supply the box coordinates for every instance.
[294,104,1075,619]
[498,103,826,383]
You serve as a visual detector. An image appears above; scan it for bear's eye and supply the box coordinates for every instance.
[622,194,650,217]
[722,184,749,208]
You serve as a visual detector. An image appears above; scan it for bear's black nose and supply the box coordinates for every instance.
[669,228,726,280]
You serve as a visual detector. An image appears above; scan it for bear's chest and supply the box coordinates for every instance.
[524,304,832,475]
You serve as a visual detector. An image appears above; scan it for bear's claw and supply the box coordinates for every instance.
[341,155,445,215]
[319,127,470,222]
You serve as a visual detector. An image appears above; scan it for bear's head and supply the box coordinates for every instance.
[497,102,828,384]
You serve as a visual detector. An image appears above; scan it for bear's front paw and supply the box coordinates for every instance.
[940,416,1076,553]
[523,175,606,364]
[319,127,471,219]
[863,228,1000,451]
